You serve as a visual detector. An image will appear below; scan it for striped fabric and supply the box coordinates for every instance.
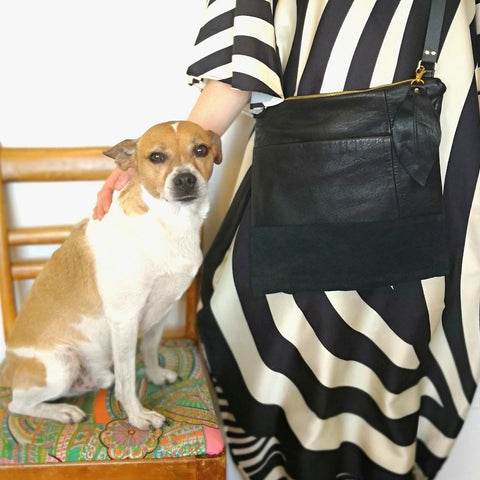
[188,1,480,479]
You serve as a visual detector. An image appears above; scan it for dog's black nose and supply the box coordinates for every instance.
[174,173,197,192]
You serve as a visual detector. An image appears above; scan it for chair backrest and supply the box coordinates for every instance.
[0,146,198,343]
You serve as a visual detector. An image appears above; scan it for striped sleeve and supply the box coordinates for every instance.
[186,0,284,99]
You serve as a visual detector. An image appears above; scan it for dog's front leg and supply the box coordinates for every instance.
[110,318,166,430]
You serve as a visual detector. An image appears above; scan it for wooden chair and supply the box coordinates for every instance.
[0,146,225,479]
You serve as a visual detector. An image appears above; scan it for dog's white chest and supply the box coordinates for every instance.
[85,202,203,326]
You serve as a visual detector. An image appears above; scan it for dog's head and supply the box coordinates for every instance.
[104,121,222,205]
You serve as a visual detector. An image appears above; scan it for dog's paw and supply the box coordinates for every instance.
[128,408,166,431]
[8,401,87,424]
[145,367,178,386]
[50,404,87,424]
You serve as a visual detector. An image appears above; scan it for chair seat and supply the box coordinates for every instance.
[0,339,224,464]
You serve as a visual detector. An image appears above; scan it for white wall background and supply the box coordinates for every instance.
[0,1,478,479]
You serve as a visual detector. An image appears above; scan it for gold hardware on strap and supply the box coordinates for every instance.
[411,64,426,85]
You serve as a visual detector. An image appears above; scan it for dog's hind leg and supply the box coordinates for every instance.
[77,337,115,391]
[140,321,178,386]
[9,392,87,424]
[7,349,87,424]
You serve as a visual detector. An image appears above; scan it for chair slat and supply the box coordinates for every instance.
[1,147,113,182]
[11,260,46,280]
[8,225,73,246]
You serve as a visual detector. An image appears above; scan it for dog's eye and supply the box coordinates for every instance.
[194,144,209,157]
[149,152,167,164]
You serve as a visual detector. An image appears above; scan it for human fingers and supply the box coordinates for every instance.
[92,185,113,220]
[113,167,135,190]
[92,168,120,219]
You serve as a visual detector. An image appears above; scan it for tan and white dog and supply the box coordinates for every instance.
[1,121,221,430]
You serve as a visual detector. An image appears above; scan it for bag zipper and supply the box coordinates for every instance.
[285,66,427,102]
[285,79,413,101]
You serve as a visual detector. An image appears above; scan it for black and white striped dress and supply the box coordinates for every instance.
[187,1,480,479]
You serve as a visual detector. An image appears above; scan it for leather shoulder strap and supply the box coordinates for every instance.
[421,0,447,68]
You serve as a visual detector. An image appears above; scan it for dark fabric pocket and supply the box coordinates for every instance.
[251,214,449,295]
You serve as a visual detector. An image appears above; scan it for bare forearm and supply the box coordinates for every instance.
[188,80,252,136]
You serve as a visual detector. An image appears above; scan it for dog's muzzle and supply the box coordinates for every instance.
[173,172,199,201]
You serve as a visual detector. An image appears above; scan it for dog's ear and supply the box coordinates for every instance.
[104,139,137,170]
[207,130,222,165]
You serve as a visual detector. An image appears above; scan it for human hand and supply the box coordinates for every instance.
[92,166,135,220]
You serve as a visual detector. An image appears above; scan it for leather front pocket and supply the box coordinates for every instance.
[251,136,398,226]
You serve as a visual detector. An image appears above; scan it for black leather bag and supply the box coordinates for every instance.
[250,0,448,295]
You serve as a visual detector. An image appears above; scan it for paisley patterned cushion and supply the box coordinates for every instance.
[0,339,224,464]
